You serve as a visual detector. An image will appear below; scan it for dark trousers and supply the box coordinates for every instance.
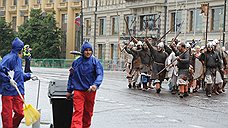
[24,57,31,73]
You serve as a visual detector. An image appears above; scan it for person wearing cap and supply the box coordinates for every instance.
[166,49,178,94]
[124,41,143,89]
[213,39,225,93]
[221,46,228,92]
[0,37,31,128]
[191,45,203,92]
[170,42,190,98]
[194,45,201,58]
[124,42,134,88]
[23,45,32,73]
[145,39,172,93]
[66,41,103,128]
[138,41,153,91]
[199,42,223,97]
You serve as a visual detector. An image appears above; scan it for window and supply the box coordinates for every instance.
[170,11,182,32]
[24,16,28,23]
[0,17,5,21]
[140,14,158,31]
[12,16,17,31]
[62,14,67,24]
[2,0,6,6]
[98,44,105,60]
[25,0,29,5]
[13,0,17,6]
[98,0,101,6]
[211,7,224,31]
[189,10,202,32]
[85,19,91,36]
[189,11,193,32]
[37,0,41,4]
[61,14,67,31]
[87,0,90,7]
[99,18,106,35]
[170,12,175,32]
[110,44,118,62]
[49,0,54,3]
[110,44,114,60]
[111,16,118,35]
[195,10,202,32]
[0,11,5,17]
[125,15,135,35]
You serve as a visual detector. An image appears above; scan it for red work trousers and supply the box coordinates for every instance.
[71,90,96,128]
[1,95,24,128]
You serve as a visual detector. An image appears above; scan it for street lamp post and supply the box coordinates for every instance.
[205,3,209,46]
[201,3,209,46]
[223,0,227,46]
[80,0,83,45]
[194,0,197,38]
[94,0,97,55]
[220,12,223,43]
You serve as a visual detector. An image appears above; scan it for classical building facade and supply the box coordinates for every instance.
[0,0,81,59]
[83,0,167,64]
[83,0,129,64]
[0,0,227,60]
[166,0,228,46]
[83,0,227,64]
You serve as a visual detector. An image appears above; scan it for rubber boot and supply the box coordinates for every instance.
[213,85,219,95]
[217,84,223,93]
[137,83,141,90]
[142,83,147,91]
[222,82,226,92]
[133,82,136,89]
[206,84,212,97]
[128,83,132,89]
[179,93,184,98]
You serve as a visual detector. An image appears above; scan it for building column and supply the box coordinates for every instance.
[16,0,23,31]
[66,1,75,59]
[5,0,12,22]
[28,0,35,18]
[41,0,46,12]
[54,0,61,28]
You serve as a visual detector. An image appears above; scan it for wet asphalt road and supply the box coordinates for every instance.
[0,67,228,128]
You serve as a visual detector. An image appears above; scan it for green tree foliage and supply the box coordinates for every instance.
[18,9,63,59]
[0,18,16,57]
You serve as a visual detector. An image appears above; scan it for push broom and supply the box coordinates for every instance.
[12,82,41,126]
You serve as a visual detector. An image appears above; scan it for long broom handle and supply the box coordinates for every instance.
[8,73,26,105]
[14,83,26,105]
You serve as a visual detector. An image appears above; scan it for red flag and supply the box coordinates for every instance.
[74,15,80,26]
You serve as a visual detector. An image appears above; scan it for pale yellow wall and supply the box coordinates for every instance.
[0,0,81,59]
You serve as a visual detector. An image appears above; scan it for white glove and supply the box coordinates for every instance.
[10,79,17,87]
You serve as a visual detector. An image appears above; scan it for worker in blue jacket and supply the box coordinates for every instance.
[66,41,104,128]
[0,37,31,128]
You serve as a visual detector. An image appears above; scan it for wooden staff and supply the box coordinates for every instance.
[120,17,139,52]
[157,41,195,75]
[157,21,184,42]
[156,31,182,75]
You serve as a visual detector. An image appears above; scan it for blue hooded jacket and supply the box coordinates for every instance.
[67,42,104,92]
[0,37,31,96]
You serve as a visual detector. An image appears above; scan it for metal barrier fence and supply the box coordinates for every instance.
[29,59,126,71]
